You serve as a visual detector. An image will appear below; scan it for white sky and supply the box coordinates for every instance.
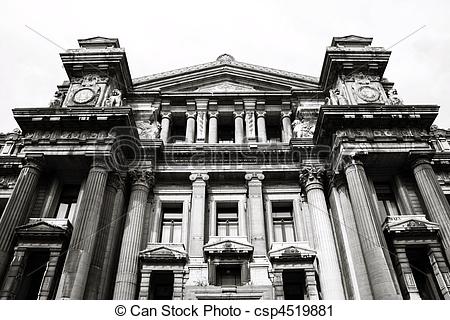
[1,0,449,132]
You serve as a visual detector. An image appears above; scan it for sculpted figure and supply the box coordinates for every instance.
[387,88,403,105]
[49,91,63,108]
[329,88,348,105]
[292,118,315,138]
[105,89,122,107]
[136,118,161,139]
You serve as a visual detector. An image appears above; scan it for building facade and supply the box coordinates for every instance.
[0,35,450,300]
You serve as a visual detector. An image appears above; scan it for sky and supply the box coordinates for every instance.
[1,0,449,132]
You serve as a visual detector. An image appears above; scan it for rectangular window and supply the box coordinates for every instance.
[283,270,305,300]
[272,202,295,242]
[55,185,80,222]
[374,183,400,217]
[216,265,241,286]
[169,115,187,144]
[216,202,239,236]
[160,203,183,243]
[149,271,174,300]
[218,114,234,144]
[266,114,282,143]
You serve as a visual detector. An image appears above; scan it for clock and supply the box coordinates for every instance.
[357,86,380,102]
[73,88,96,104]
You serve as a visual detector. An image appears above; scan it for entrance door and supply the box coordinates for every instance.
[282,270,305,300]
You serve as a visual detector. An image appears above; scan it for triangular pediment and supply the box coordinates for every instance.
[133,54,319,92]
[204,239,253,254]
[139,244,187,261]
[383,215,440,233]
[16,219,71,237]
[269,242,316,261]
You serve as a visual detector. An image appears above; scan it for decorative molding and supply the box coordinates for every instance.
[189,172,209,182]
[195,81,256,93]
[129,169,154,187]
[299,166,325,188]
[245,172,265,181]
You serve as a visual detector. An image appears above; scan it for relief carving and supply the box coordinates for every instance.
[136,110,161,140]
[65,74,108,107]
[48,91,64,108]
[103,89,122,107]
[387,88,403,105]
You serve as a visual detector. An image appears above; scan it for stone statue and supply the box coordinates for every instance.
[329,88,348,105]
[387,88,403,105]
[104,89,122,107]
[49,91,63,108]
[292,118,315,138]
[136,119,161,139]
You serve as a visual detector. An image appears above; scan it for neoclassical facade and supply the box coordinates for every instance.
[0,35,450,300]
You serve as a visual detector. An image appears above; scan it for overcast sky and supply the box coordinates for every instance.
[1,0,449,132]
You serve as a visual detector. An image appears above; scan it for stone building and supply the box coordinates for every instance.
[0,35,450,300]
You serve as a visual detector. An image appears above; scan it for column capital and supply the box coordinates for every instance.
[280,110,292,119]
[129,169,154,188]
[233,111,245,119]
[341,154,364,171]
[245,171,265,182]
[189,171,209,182]
[256,111,266,118]
[108,172,124,191]
[186,111,197,119]
[22,156,45,171]
[208,111,219,118]
[161,111,172,120]
[91,157,109,171]
[300,166,325,191]
[410,156,433,170]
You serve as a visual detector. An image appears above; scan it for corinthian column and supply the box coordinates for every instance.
[343,156,400,299]
[300,166,345,299]
[281,111,292,142]
[185,111,196,143]
[85,172,121,299]
[233,111,245,144]
[58,159,109,299]
[0,157,43,280]
[160,112,171,144]
[113,169,154,300]
[411,157,450,262]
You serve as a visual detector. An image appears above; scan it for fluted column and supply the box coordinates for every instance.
[98,174,126,299]
[208,111,219,143]
[57,159,108,299]
[300,167,345,299]
[185,111,196,143]
[411,157,450,262]
[188,172,209,259]
[113,169,154,299]
[256,111,267,143]
[245,172,266,256]
[281,111,292,142]
[343,156,400,299]
[0,157,43,280]
[84,173,121,299]
[233,111,245,144]
[160,112,171,144]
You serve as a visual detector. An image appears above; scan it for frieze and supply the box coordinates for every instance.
[0,175,17,189]
[24,130,114,143]
[335,128,429,141]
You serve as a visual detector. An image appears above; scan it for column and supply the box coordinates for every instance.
[332,175,372,299]
[300,166,345,299]
[188,172,209,259]
[256,111,267,143]
[38,250,61,300]
[0,157,43,280]
[264,198,274,248]
[97,174,126,299]
[233,111,245,144]
[113,169,154,300]
[343,156,400,299]
[185,111,196,143]
[394,246,421,300]
[411,157,450,262]
[281,111,292,142]
[57,159,108,299]
[305,269,319,300]
[208,111,219,143]
[160,112,172,144]
[84,173,121,299]
[245,172,267,255]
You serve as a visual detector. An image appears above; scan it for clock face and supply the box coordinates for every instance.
[73,88,95,104]
[357,86,380,102]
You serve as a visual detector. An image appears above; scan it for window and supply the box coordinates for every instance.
[283,270,305,300]
[216,265,241,286]
[55,185,80,222]
[149,271,174,300]
[216,202,239,236]
[16,251,50,300]
[169,115,186,143]
[218,113,234,144]
[272,202,295,242]
[160,203,183,243]
[266,114,282,143]
[374,183,400,217]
